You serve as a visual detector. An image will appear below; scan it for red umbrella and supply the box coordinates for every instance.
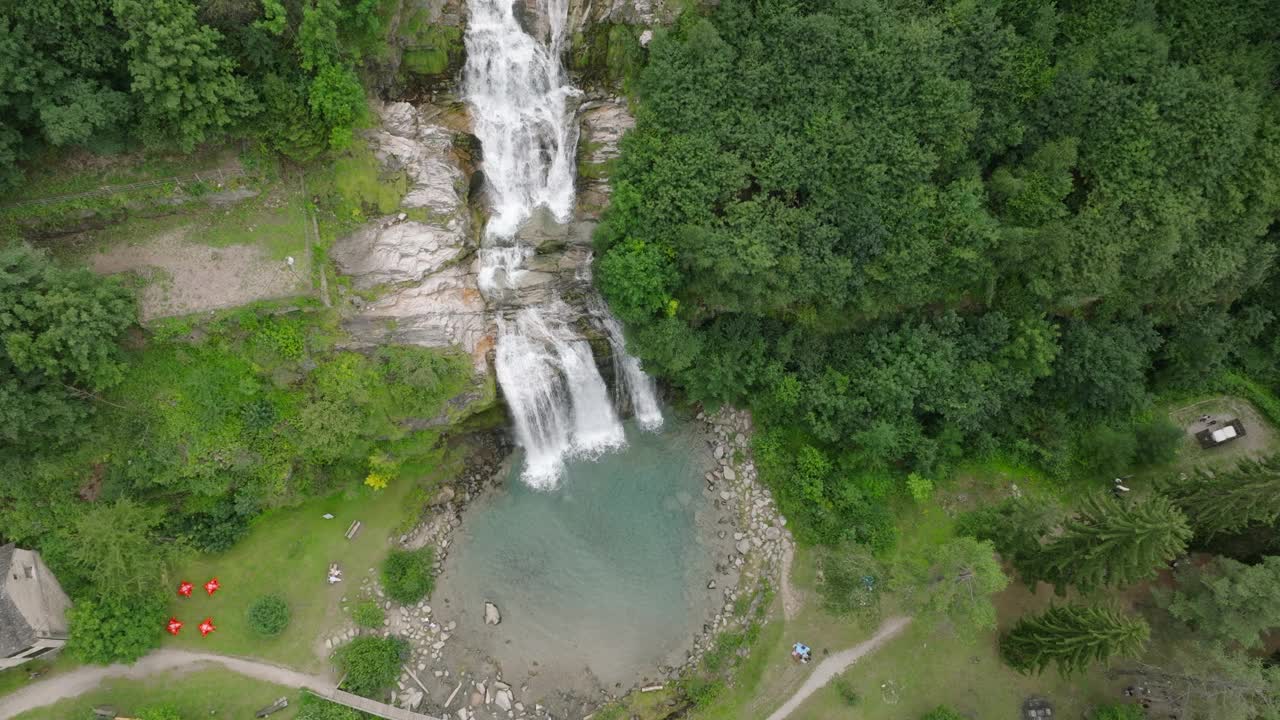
[177,581,194,598]
[204,577,220,596]
[166,617,183,635]
[198,618,216,637]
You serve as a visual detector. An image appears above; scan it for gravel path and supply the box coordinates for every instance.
[764,616,912,720]
[0,650,334,719]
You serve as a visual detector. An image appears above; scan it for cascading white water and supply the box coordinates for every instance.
[465,0,661,485]
[495,306,626,487]
[465,0,579,246]
[596,306,665,431]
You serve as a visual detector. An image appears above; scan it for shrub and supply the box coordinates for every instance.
[335,636,409,697]
[817,543,884,619]
[246,595,290,637]
[352,601,385,629]
[381,548,435,604]
[835,677,861,706]
[297,691,367,719]
[921,707,964,720]
[679,675,724,708]
[906,473,934,502]
[68,592,165,664]
[1134,417,1183,466]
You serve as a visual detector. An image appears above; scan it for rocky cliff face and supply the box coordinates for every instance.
[333,102,493,366]
[334,4,648,373]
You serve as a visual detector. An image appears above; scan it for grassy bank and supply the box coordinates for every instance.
[162,456,459,672]
[11,668,299,720]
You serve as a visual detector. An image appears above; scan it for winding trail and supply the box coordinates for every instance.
[764,616,912,720]
[0,650,334,719]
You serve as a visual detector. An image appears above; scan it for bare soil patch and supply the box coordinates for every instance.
[1168,395,1277,471]
[90,228,309,320]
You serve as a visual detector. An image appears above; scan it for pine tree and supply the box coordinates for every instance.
[1033,492,1191,594]
[1162,455,1280,537]
[1000,604,1149,676]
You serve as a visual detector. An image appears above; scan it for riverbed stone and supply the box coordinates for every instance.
[484,601,502,625]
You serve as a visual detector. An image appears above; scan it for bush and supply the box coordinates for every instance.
[835,677,861,706]
[246,595,290,637]
[817,543,884,619]
[381,548,435,604]
[297,691,368,719]
[352,601,385,629]
[921,707,964,720]
[679,675,725,708]
[335,636,409,697]
[1134,417,1184,466]
[67,592,165,664]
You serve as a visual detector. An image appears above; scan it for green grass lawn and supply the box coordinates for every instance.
[162,470,445,673]
[683,463,1123,720]
[0,653,79,700]
[11,668,299,720]
[4,146,243,203]
[793,614,1112,719]
[86,180,310,262]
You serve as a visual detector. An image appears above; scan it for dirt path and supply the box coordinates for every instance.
[780,541,802,621]
[0,650,334,719]
[764,616,912,720]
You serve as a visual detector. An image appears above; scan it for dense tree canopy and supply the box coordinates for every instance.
[597,0,1280,539]
[0,244,135,450]
[0,0,386,189]
[1157,556,1280,649]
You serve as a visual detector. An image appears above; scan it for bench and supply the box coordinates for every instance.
[345,520,362,540]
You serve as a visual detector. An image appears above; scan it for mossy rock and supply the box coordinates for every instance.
[401,14,465,86]
[570,24,646,89]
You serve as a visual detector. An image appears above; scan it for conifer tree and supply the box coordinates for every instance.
[1162,455,1280,537]
[1000,604,1149,676]
[1033,492,1191,594]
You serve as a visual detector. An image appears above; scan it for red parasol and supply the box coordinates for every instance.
[177,581,194,598]
[166,617,183,635]
[198,618,216,637]
[204,577,220,596]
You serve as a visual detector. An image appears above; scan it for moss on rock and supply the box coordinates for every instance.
[571,24,646,90]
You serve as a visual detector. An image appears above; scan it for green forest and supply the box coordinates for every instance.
[0,0,383,190]
[597,0,1280,545]
[2,0,1280,717]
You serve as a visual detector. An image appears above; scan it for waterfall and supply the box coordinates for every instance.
[465,0,578,244]
[465,0,661,486]
[495,306,626,488]
[585,278,664,431]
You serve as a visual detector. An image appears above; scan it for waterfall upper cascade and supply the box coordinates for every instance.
[465,0,662,487]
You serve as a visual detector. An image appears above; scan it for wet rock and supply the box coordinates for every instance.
[485,601,502,625]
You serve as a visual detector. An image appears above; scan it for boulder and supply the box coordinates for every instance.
[484,601,502,625]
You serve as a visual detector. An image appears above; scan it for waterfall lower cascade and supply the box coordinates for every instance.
[465,0,662,487]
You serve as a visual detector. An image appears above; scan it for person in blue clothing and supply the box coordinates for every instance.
[792,642,811,663]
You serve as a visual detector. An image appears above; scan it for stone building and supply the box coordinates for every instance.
[0,544,71,669]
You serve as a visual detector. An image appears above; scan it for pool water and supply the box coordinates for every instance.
[434,413,719,690]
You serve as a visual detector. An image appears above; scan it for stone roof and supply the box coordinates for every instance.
[0,544,37,658]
